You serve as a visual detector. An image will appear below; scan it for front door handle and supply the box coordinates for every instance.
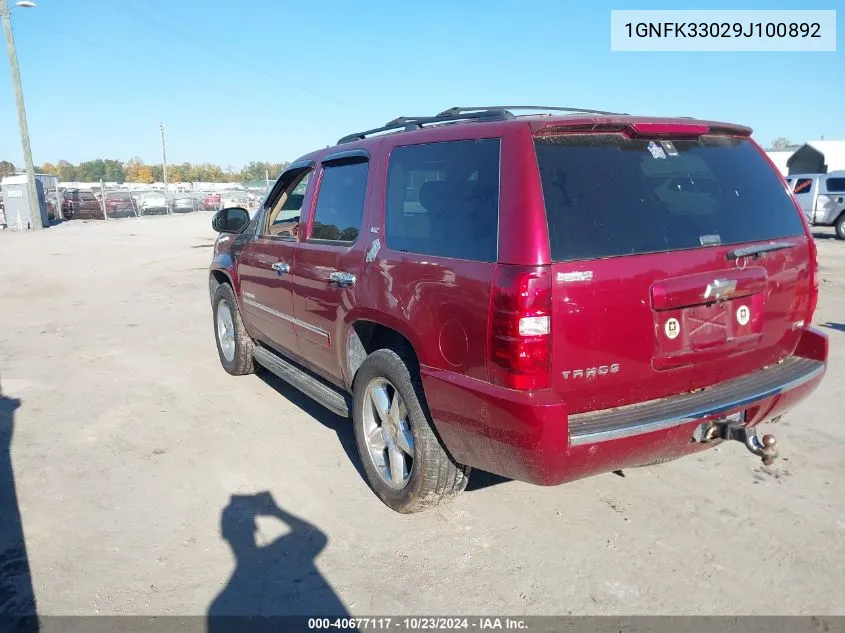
[329,271,356,287]
[271,262,290,274]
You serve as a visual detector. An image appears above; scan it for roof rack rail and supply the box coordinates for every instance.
[336,105,629,145]
[436,105,629,117]
[337,109,514,145]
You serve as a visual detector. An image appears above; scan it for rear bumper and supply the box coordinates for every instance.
[421,327,828,486]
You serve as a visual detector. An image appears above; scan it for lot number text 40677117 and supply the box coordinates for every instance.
[307,617,528,630]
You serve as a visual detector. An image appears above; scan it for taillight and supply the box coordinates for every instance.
[779,160,820,323]
[488,265,552,390]
[808,237,820,319]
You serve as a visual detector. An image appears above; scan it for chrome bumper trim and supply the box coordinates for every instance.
[568,357,824,446]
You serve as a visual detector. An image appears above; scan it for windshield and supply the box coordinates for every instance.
[535,134,805,262]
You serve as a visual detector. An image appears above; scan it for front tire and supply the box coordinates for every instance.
[352,348,469,513]
[835,213,845,240]
[212,283,256,376]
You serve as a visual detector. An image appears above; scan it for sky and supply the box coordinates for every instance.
[0,0,842,169]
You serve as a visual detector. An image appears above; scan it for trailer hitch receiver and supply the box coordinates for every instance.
[694,418,778,466]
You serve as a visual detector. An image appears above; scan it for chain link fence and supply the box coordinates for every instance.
[3,181,271,228]
[57,184,269,222]
[2,172,274,227]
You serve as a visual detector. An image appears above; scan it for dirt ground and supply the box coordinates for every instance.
[1,213,843,617]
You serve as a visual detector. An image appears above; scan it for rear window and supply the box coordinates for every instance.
[535,135,805,262]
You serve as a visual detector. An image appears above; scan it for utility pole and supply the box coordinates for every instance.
[0,0,41,229]
[160,123,169,213]
[100,178,107,220]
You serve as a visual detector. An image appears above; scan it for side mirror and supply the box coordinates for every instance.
[212,207,250,234]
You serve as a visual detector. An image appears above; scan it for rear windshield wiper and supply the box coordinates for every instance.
[725,240,796,261]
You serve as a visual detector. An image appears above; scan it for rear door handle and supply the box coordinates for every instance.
[271,262,290,274]
[329,271,356,287]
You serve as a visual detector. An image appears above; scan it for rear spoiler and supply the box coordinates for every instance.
[534,119,752,138]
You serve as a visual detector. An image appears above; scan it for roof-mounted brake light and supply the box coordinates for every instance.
[627,122,710,137]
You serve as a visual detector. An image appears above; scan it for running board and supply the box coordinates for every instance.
[253,346,351,418]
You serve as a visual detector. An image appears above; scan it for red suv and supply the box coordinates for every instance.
[208,106,827,513]
[203,193,222,211]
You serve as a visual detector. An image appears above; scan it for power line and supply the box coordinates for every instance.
[115,1,352,108]
[19,16,351,163]
[24,19,278,112]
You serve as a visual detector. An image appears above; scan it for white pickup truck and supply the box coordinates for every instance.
[786,171,845,239]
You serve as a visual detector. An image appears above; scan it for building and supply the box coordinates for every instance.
[1,174,51,229]
[786,141,845,175]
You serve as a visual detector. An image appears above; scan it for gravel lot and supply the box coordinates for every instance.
[1,214,843,617]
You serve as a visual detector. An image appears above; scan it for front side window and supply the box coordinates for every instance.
[264,170,311,238]
[824,177,845,193]
[310,161,369,243]
[385,139,500,262]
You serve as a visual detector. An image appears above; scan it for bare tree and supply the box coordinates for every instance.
[771,137,792,150]
[0,160,16,178]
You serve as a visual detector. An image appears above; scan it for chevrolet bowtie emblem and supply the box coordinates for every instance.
[703,278,737,301]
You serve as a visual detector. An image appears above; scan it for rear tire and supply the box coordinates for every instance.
[212,283,256,376]
[352,348,470,513]
[835,214,845,240]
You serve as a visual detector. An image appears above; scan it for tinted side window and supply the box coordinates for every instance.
[310,161,368,243]
[386,139,500,262]
[793,178,813,195]
[264,170,310,238]
[824,177,845,193]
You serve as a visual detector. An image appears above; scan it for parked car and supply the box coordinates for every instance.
[104,191,137,218]
[137,191,168,215]
[202,193,222,211]
[45,194,61,221]
[62,188,102,220]
[785,171,845,239]
[221,191,250,210]
[171,194,198,213]
[208,106,828,513]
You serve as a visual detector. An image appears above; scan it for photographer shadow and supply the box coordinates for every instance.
[208,492,348,632]
[1,384,38,632]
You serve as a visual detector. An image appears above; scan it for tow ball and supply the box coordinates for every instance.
[694,419,778,466]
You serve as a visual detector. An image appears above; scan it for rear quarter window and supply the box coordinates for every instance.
[385,139,500,262]
[535,135,805,262]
